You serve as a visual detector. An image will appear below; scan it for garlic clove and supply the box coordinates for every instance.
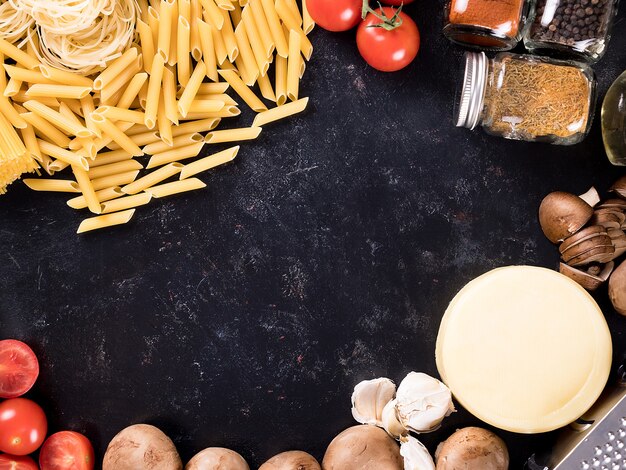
[381,399,408,439]
[351,377,396,427]
[395,372,455,433]
[400,435,435,470]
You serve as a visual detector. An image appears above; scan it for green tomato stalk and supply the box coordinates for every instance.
[361,0,404,31]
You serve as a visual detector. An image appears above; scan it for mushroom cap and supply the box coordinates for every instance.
[539,192,593,243]
[259,451,320,470]
[322,425,403,470]
[609,261,626,316]
[610,176,626,198]
[185,448,249,470]
[560,262,614,292]
[435,427,508,470]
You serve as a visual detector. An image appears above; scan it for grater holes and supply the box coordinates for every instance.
[618,440,625,449]
[610,432,617,441]
[620,428,626,438]
[599,446,607,455]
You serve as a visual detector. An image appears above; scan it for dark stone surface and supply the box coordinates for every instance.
[1,4,626,469]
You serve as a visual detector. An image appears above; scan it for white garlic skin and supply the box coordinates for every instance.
[395,372,455,433]
[400,435,436,470]
[351,377,396,427]
[381,399,408,439]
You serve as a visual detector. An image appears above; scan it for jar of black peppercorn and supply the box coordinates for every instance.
[523,0,620,62]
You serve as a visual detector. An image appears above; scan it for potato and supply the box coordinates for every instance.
[322,425,403,470]
[103,424,182,470]
[259,450,320,470]
[185,447,249,470]
[435,427,508,470]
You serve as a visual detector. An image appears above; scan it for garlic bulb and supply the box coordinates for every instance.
[351,377,396,426]
[381,399,408,439]
[400,435,436,470]
[395,372,455,433]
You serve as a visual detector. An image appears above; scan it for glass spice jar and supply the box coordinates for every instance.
[443,0,536,50]
[455,52,597,145]
[524,0,620,62]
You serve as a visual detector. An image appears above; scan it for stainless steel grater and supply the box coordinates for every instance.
[527,366,626,470]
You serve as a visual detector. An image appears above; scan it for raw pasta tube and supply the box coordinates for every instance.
[302,0,315,35]
[260,0,288,58]
[274,47,286,105]
[146,142,205,168]
[168,0,179,66]
[253,97,308,127]
[241,8,269,76]
[101,193,152,214]
[38,65,94,87]
[144,133,203,154]
[157,89,173,146]
[177,60,206,117]
[3,65,54,85]
[190,0,202,60]
[96,107,146,125]
[180,0,190,21]
[23,179,80,192]
[76,209,136,234]
[249,0,274,58]
[233,23,259,83]
[171,118,221,136]
[88,160,144,179]
[91,114,143,156]
[80,95,101,138]
[219,8,238,61]
[21,112,71,147]
[90,150,134,168]
[100,56,143,104]
[215,0,234,10]
[94,48,139,90]
[286,29,300,101]
[137,19,155,72]
[0,96,26,128]
[177,16,191,86]
[199,0,225,29]
[218,69,267,112]
[37,140,89,170]
[162,67,179,124]
[0,37,39,69]
[25,85,91,100]
[93,121,135,151]
[197,20,218,81]
[148,6,160,47]
[117,73,148,109]
[144,53,165,128]
[67,186,124,209]
[285,0,302,26]
[121,162,183,194]
[48,160,69,173]
[106,130,161,150]
[144,178,206,197]
[187,100,225,113]
[158,0,175,61]
[209,17,229,64]
[11,92,60,108]
[204,126,261,143]
[91,170,140,191]
[275,0,313,60]
[5,78,22,97]
[19,123,41,161]
[257,73,276,101]
[72,165,102,213]
[179,145,238,179]
[198,82,230,94]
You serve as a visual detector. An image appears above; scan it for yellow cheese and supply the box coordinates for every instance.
[436,266,612,434]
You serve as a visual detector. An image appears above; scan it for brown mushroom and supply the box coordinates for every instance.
[259,451,320,470]
[608,229,626,259]
[559,226,607,254]
[539,192,594,243]
[435,427,508,470]
[560,262,614,291]
[598,199,626,210]
[561,234,613,262]
[610,176,626,199]
[609,260,626,316]
[322,426,403,470]
[185,448,249,470]
[568,245,616,267]
[590,212,623,230]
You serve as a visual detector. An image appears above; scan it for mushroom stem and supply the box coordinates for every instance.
[579,187,601,208]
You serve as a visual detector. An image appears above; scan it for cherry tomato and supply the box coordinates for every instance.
[0,454,38,470]
[39,432,94,470]
[305,0,362,31]
[0,399,47,455]
[0,340,39,399]
[357,7,420,72]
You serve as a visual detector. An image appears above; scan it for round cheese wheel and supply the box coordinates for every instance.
[436,266,612,433]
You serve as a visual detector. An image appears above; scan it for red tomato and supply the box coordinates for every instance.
[0,340,40,399]
[305,0,362,31]
[39,432,94,470]
[0,399,47,455]
[0,454,38,470]
[357,7,420,72]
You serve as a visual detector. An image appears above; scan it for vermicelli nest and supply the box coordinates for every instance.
[0,0,137,75]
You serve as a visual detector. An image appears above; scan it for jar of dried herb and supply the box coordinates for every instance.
[455,52,596,145]
[524,0,619,62]
[443,0,535,50]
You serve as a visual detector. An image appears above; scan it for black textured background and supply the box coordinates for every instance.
[1,3,626,468]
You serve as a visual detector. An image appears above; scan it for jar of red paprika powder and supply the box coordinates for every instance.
[443,0,536,50]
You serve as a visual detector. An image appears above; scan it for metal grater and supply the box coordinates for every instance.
[527,366,626,470]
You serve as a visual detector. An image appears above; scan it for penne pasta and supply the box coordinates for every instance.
[144,133,203,154]
[76,209,136,234]
[72,165,101,213]
[190,0,203,60]
[38,139,90,170]
[219,7,239,62]
[91,170,140,191]
[157,0,176,61]
[179,145,238,179]
[21,112,71,147]
[145,53,166,128]
[256,72,276,102]
[162,67,179,125]
[0,37,39,69]
[94,48,139,90]
[106,130,161,151]
[233,22,260,83]
[4,65,54,85]
[302,0,315,35]
[96,107,146,125]
[101,193,152,213]
[197,20,219,81]
[26,84,91,100]
[146,142,205,168]
[215,0,234,10]
[148,6,161,47]
[252,97,308,127]
[122,162,183,194]
[4,78,22,97]
[38,65,94,88]
[178,60,207,117]
[199,0,225,29]
[100,55,143,104]
[94,121,135,151]
[168,0,179,66]
[24,100,92,137]
[275,0,313,60]
[198,82,230,94]
[117,73,149,110]
[19,123,42,162]
[170,118,221,136]
[48,160,70,172]
[144,178,206,197]
[91,150,134,168]
[260,0,288,58]
[88,160,144,180]
[23,179,80,193]
[204,126,261,143]
[286,29,301,101]
[67,186,124,210]
[91,114,144,156]
[80,95,101,138]
[187,99,225,113]
[137,19,156,72]
[285,0,302,26]
[218,69,267,112]
[241,8,269,76]
[157,89,173,146]
[0,96,27,128]
[250,0,274,58]
[177,16,192,86]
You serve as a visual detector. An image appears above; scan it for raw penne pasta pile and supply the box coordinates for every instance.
[0,0,314,232]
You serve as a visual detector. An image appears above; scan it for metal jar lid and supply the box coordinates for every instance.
[456,51,489,130]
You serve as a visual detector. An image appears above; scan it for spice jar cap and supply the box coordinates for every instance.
[456,52,489,130]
